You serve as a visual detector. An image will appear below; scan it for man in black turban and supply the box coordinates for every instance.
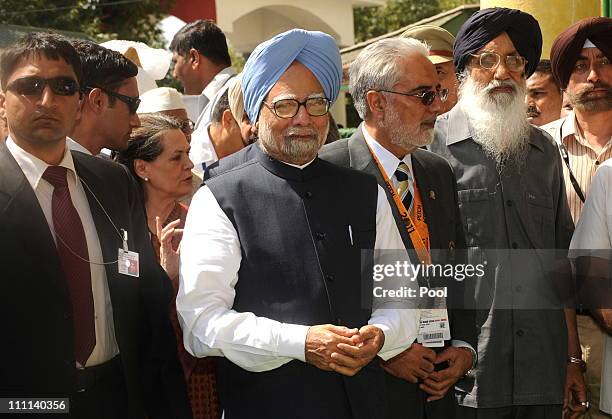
[453,7,542,78]
[429,7,588,419]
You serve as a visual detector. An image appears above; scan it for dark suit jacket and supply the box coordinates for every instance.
[319,127,476,419]
[0,141,191,419]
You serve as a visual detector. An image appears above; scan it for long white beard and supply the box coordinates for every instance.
[458,75,530,171]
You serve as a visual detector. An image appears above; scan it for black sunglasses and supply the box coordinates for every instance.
[83,86,141,114]
[377,88,449,106]
[5,76,80,97]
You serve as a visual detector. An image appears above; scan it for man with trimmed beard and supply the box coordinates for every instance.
[542,17,612,419]
[429,7,587,419]
[319,37,476,419]
[177,29,420,419]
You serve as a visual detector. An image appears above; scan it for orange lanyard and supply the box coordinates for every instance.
[366,143,432,265]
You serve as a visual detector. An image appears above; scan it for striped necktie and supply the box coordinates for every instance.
[43,165,95,367]
[395,162,414,212]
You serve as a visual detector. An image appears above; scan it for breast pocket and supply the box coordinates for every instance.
[457,188,492,247]
[526,191,554,248]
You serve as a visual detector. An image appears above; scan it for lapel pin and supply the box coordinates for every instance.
[429,190,436,200]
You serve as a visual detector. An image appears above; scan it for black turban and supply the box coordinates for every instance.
[453,7,542,77]
[550,17,612,88]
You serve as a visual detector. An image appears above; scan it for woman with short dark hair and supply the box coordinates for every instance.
[116,113,219,419]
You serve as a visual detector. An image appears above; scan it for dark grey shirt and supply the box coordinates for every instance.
[430,105,575,408]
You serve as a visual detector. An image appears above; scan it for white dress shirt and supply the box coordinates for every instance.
[569,160,612,413]
[362,125,414,187]
[362,125,474,353]
[188,122,217,176]
[7,137,119,367]
[183,66,236,125]
[177,159,420,372]
[188,68,236,172]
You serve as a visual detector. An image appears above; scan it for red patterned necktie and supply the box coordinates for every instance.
[42,166,95,366]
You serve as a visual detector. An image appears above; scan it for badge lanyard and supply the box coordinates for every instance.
[365,143,431,265]
[366,144,449,347]
[51,174,140,277]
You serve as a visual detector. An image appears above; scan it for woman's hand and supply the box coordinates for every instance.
[156,216,183,279]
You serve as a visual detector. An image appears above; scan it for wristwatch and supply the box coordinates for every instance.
[458,346,478,377]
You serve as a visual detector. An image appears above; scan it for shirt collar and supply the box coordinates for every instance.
[202,67,236,100]
[282,158,316,169]
[444,103,476,145]
[6,136,78,191]
[361,125,413,178]
[67,137,92,155]
[559,111,612,151]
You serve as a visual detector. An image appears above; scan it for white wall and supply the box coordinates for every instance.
[216,0,381,54]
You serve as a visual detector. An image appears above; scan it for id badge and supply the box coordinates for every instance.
[417,305,451,347]
[118,249,139,277]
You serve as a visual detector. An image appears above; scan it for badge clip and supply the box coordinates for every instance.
[118,229,139,277]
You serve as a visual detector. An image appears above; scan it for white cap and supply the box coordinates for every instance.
[583,38,596,48]
[101,40,172,95]
[137,87,186,114]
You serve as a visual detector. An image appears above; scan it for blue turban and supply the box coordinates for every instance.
[454,7,542,77]
[241,29,342,122]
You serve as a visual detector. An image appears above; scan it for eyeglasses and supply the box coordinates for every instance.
[377,88,449,106]
[470,52,527,72]
[5,76,80,97]
[263,97,330,119]
[83,86,141,114]
[180,119,195,135]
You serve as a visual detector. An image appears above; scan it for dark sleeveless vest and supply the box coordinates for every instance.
[206,147,387,419]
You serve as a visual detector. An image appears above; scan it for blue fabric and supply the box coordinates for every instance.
[453,7,542,77]
[241,29,342,122]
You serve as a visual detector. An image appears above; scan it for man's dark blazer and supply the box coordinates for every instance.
[319,126,476,419]
[0,141,191,419]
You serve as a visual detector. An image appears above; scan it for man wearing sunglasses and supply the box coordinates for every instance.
[0,32,191,419]
[69,41,141,156]
[429,8,586,419]
[320,37,476,419]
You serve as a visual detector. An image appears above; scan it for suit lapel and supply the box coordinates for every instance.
[72,154,123,300]
[347,128,415,251]
[411,151,440,251]
[0,141,70,305]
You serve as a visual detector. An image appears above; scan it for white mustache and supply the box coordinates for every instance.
[285,128,317,138]
[483,79,518,94]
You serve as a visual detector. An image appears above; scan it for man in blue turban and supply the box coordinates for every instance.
[429,7,588,419]
[178,29,420,419]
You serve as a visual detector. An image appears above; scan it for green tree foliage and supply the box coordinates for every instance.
[354,0,474,42]
[228,44,245,73]
[0,0,174,47]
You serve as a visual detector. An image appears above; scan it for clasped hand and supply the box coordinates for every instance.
[305,324,385,376]
[381,343,472,401]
